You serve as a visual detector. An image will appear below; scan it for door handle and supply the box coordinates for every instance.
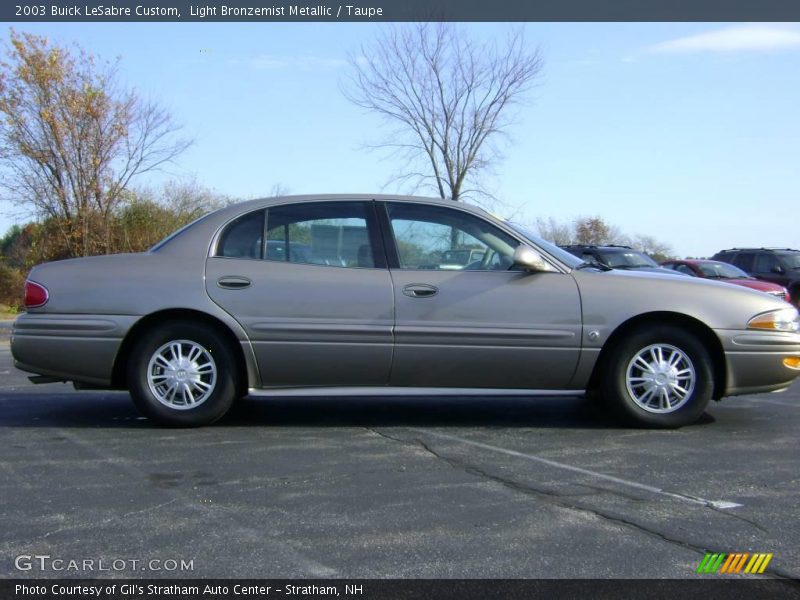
[217,276,251,290]
[403,284,438,298]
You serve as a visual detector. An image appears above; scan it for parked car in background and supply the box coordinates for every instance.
[10,195,800,429]
[712,248,800,306]
[661,259,791,303]
[560,244,678,274]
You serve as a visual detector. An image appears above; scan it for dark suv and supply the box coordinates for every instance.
[560,244,676,274]
[712,248,800,305]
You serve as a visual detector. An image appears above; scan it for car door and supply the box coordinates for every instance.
[205,200,394,386]
[380,201,582,389]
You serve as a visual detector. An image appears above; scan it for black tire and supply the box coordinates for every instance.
[601,325,713,428]
[127,321,238,427]
[790,285,800,308]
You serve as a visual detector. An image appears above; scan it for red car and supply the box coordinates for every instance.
[661,259,791,302]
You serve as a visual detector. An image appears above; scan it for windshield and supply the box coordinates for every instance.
[506,223,584,269]
[696,261,749,279]
[601,249,659,269]
[777,252,800,270]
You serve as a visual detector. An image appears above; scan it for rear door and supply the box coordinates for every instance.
[206,200,394,386]
[380,201,582,389]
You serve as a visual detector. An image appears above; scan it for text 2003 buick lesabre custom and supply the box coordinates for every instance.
[10,195,800,427]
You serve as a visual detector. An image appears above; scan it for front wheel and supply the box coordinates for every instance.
[601,325,714,428]
[127,321,238,426]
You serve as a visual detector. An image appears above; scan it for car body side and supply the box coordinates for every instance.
[11,195,800,401]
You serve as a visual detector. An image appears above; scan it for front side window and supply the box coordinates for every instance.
[674,264,697,276]
[266,202,376,268]
[754,253,779,273]
[777,252,800,270]
[216,210,265,259]
[386,203,519,271]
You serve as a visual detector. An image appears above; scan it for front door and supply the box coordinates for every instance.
[382,201,582,389]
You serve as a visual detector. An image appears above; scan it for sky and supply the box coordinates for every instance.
[0,21,798,258]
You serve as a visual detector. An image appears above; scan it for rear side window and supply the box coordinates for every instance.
[733,252,756,271]
[216,210,265,259]
[266,202,379,268]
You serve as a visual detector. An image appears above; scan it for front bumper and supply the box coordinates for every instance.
[716,329,800,396]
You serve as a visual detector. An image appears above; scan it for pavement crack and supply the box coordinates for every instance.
[368,428,792,580]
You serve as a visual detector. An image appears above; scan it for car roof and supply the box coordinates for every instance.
[153,194,499,256]
[667,259,722,265]
[716,247,800,253]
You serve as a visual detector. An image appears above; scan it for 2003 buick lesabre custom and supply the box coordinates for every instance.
[11,195,800,427]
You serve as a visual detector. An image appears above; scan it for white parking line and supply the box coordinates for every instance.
[408,428,742,510]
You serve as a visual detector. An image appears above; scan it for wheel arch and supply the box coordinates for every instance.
[111,308,251,395]
[588,311,727,400]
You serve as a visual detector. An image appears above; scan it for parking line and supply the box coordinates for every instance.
[408,428,742,510]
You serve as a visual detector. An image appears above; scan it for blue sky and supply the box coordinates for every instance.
[1,22,799,257]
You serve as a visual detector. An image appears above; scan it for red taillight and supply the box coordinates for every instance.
[24,280,49,308]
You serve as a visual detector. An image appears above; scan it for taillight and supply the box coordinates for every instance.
[24,280,49,308]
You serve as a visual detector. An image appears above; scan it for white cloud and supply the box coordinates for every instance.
[651,25,800,54]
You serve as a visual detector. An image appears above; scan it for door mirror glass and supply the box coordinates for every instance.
[513,245,549,272]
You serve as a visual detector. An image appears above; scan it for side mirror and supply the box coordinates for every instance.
[771,265,784,274]
[513,245,550,272]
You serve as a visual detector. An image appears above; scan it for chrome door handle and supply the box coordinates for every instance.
[217,276,251,289]
[402,284,438,298]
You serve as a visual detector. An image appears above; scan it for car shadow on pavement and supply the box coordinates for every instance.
[0,390,717,429]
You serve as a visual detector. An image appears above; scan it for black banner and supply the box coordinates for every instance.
[4,579,800,600]
[5,0,800,22]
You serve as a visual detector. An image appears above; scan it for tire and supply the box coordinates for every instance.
[601,325,713,428]
[127,321,238,427]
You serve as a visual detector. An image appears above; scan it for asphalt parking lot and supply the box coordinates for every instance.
[1,336,799,581]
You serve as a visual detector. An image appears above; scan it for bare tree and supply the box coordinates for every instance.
[631,234,675,262]
[343,23,543,204]
[534,216,573,245]
[0,30,191,256]
[573,216,624,246]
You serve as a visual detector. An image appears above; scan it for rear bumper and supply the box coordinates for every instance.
[11,313,136,386]
[716,329,800,396]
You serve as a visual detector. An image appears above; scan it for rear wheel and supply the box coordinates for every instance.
[127,321,238,426]
[601,325,713,428]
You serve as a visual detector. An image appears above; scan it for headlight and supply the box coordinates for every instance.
[747,308,800,333]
